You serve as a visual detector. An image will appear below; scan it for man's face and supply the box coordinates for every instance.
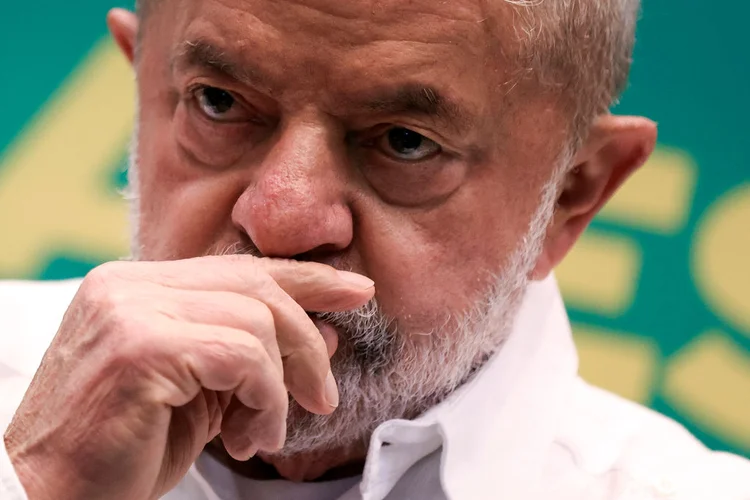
[133,0,568,334]
[129,0,573,460]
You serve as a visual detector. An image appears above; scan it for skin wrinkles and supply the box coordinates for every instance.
[203,0,496,69]
[0,0,659,495]
[172,0,520,135]
[105,0,657,484]
[1,0,658,495]
[136,0,564,323]
[172,40,475,137]
[167,5,515,172]
[239,0,489,27]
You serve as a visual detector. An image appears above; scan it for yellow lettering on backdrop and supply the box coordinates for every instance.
[599,148,697,234]
[557,147,698,318]
[574,324,659,403]
[556,231,642,316]
[693,184,750,338]
[0,38,133,277]
[664,332,750,451]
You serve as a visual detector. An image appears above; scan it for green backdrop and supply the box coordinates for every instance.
[1,2,748,458]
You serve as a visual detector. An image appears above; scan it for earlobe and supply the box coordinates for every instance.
[107,8,139,65]
[531,115,657,280]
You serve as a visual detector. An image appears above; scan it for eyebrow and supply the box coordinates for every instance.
[360,85,471,132]
[173,39,473,132]
[173,39,272,88]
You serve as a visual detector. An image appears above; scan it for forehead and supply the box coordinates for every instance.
[158,0,513,97]
[177,0,496,44]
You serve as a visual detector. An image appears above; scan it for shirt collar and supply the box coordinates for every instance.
[361,275,579,500]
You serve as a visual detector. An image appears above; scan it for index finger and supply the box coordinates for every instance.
[139,256,375,313]
[254,258,375,312]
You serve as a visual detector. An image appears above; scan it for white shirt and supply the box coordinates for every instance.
[1,277,749,500]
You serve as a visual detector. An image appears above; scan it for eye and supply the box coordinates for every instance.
[194,86,251,122]
[377,127,442,161]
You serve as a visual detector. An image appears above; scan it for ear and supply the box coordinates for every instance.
[107,8,139,65]
[531,115,657,280]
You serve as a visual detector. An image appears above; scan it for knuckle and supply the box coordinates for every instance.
[310,262,339,281]
[298,262,340,290]
[252,267,276,288]
[238,334,266,364]
[200,334,266,381]
[209,331,262,361]
[80,262,137,310]
[287,335,328,370]
[81,262,123,299]
[246,300,276,337]
[107,326,165,370]
[294,260,333,281]
[78,266,143,329]
[250,268,283,298]
[305,338,329,363]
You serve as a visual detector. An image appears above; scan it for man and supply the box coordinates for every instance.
[1,0,748,498]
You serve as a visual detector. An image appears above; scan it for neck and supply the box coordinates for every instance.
[205,440,368,482]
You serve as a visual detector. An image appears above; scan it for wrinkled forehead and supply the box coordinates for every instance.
[150,0,516,91]
[171,0,500,43]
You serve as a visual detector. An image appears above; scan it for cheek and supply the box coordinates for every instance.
[132,36,253,261]
[354,206,518,332]
[174,101,253,169]
[135,118,247,260]
[354,165,549,332]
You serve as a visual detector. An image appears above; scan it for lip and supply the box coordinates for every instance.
[311,316,339,358]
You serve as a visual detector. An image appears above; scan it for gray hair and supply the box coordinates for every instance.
[507,0,640,140]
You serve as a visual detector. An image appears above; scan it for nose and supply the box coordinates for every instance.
[232,121,353,259]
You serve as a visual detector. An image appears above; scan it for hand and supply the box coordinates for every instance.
[3,256,374,500]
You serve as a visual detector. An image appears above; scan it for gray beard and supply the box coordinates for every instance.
[272,175,563,458]
[126,129,567,458]
[277,286,526,458]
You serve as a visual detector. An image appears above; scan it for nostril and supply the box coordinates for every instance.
[291,244,347,263]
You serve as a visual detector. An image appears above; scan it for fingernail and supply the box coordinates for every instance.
[337,271,374,290]
[325,370,340,408]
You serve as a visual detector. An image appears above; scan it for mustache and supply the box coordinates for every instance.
[317,299,399,373]
[208,241,264,258]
